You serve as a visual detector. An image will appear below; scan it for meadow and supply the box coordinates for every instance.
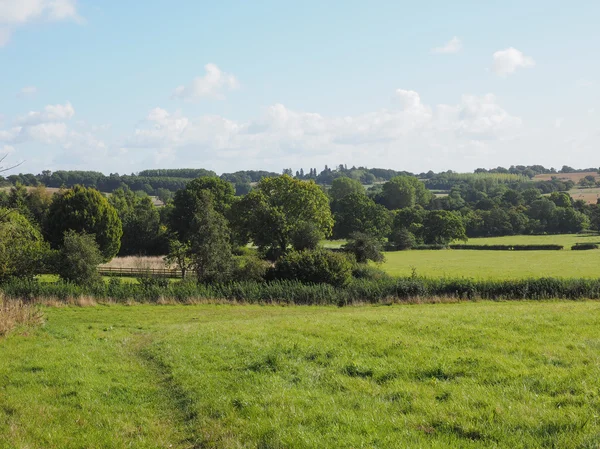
[2,302,600,449]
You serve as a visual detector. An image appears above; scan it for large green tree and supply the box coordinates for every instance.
[378,176,432,210]
[329,177,364,201]
[109,187,166,255]
[45,185,122,261]
[171,176,235,241]
[232,175,333,258]
[186,192,234,283]
[331,193,391,240]
[422,210,467,245]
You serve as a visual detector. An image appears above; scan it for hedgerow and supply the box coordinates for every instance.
[2,276,600,305]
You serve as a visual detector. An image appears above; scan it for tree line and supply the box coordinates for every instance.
[1,169,599,287]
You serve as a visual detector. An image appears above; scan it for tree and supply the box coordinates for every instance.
[331,193,391,240]
[378,176,432,210]
[187,192,234,283]
[232,175,333,258]
[55,230,104,285]
[290,221,323,251]
[422,210,467,244]
[343,232,385,264]
[549,191,572,208]
[0,209,49,281]
[329,177,364,201]
[45,185,122,261]
[389,228,416,250]
[110,188,166,255]
[272,249,353,287]
[171,176,235,241]
[164,239,193,279]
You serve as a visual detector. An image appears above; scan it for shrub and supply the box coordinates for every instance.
[449,244,564,251]
[55,231,104,286]
[351,265,390,281]
[388,228,416,250]
[342,232,385,263]
[571,243,599,250]
[290,222,323,251]
[137,276,169,288]
[233,256,270,282]
[271,249,353,287]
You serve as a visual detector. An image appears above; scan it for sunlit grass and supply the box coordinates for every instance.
[1,302,600,448]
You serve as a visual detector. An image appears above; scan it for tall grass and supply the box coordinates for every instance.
[3,276,600,305]
[0,296,44,336]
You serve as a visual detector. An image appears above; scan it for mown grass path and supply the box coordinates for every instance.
[1,302,600,448]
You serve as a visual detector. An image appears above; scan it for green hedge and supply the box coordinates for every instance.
[3,276,600,305]
[571,243,599,251]
[449,244,564,251]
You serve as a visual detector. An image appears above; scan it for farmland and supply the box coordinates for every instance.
[2,302,600,449]
[533,171,600,183]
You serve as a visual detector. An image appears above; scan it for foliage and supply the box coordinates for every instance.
[54,230,104,286]
[422,210,467,244]
[328,177,364,200]
[44,185,122,261]
[290,221,323,251]
[388,227,416,250]
[232,175,333,257]
[186,192,234,283]
[331,193,391,239]
[271,249,353,287]
[164,239,192,279]
[378,176,432,210]
[342,232,385,264]
[232,256,270,282]
[109,187,167,255]
[0,209,49,281]
[571,243,599,250]
[170,176,235,241]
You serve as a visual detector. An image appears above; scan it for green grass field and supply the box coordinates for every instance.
[2,302,600,448]
[379,234,600,279]
[455,233,600,249]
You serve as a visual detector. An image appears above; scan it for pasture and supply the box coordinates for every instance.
[380,249,599,279]
[2,302,600,448]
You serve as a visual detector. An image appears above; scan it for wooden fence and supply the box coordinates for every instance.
[98,267,183,279]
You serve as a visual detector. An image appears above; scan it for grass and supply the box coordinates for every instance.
[0,298,44,336]
[380,249,600,279]
[379,234,600,280]
[1,302,600,448]
[569,187,600,205]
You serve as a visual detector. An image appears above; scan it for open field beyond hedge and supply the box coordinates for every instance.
[1,302,600,448]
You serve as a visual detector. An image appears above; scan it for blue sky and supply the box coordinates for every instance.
[0,0,598,175]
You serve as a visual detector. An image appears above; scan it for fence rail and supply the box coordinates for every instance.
[98,266,183,279]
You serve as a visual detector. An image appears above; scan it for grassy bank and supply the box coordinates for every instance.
[1,302,600,448]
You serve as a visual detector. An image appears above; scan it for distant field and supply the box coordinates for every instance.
[454,233,600,249]
[381,247,599,279]
[533,171,600,183]
[569,187,600,205]
[2,302,600,448]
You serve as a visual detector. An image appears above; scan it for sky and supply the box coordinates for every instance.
[0,0,598,175]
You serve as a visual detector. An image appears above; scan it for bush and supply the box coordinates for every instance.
[271,249,353,287]
[55,231,104,286]
[233,256,270,282]
[388,228,416,250]
[136,276,169,288]
[571,243,599,250]
[342,232,385,263]
[351,265,390,281]
[290,222,323,251]
[412,244,448,250]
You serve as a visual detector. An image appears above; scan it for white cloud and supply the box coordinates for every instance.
[124,90,522,171]
[17,86,37,97]
[576,79,593,88]
[173,63,239,101]
[432,36,462,54]
[0,0,81,47]
[492,47,535,76]
[18,102,75,125]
